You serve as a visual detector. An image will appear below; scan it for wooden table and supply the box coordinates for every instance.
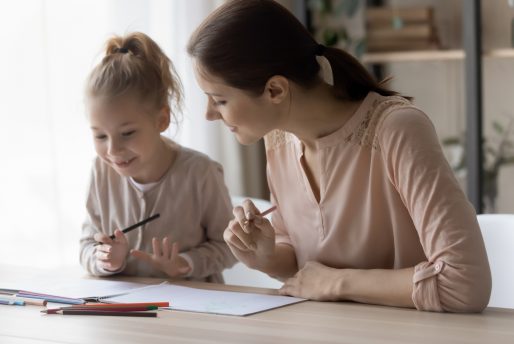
[1,265,513,344]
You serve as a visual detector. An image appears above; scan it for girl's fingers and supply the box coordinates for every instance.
[170,242,179,261]
[152,237,162,257]
[94,233,112,244]
[130,249,154,264]
[113,229,127,244]
[162,237,171,260]
[96,244,112,253]
[95,250,110,260]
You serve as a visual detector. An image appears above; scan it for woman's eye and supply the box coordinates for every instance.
[122,130,135,137]
[213,100,226,106]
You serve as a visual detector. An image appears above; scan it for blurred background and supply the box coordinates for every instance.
[0,0,513,268]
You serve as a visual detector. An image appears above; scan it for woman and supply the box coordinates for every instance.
[188,0,491,312]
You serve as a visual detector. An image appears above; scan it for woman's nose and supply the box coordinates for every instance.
[205,106,221,121]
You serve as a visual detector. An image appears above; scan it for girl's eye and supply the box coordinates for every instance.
[95,134,107,140]
[122,130,136,137]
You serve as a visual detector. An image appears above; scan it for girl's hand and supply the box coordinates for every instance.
[279,261,343,301]
[223,200,276,270]
[130,237,192,278]
[93,229,129,272]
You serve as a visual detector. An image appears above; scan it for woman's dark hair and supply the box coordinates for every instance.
[188,0,402,100]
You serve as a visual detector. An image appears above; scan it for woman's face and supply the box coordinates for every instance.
[193,64,281,145]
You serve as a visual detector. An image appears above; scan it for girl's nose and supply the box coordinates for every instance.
[108,139,123,156]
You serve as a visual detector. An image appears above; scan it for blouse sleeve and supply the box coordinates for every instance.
[378,107,491,312]
[266,163,293,246]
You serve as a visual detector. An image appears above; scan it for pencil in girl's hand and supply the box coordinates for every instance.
[108,214,160,240]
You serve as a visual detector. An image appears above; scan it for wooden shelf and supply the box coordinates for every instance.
[362,49,514,64]
[483,48,514,59]
[362,50,464,64]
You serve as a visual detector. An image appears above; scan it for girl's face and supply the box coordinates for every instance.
[194,64,282,145]
[88,97,168,182]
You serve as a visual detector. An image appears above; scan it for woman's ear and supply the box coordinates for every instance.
[157,106,171,132]
[264,76,289,104]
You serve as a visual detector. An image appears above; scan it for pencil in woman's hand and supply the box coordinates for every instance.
[242,205,277,231]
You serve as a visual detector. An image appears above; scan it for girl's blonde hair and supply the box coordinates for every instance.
[87,32,183,122]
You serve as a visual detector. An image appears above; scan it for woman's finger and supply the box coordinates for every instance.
[232,205,250,233]
[242,199,260,221]
[224,227,251,252]
[229,222,256,250]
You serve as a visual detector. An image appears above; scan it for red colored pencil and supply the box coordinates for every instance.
[71,302,169,308]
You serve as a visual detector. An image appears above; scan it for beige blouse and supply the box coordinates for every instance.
[80,139,236,283]
[265,92,491,312]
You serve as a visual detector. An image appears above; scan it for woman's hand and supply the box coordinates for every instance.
[223,200,276,270]
[279,261,344,301]
[93,229,129,272]
[130,237,192,278]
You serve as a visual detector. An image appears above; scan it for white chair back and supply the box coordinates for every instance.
[477,214,514,308]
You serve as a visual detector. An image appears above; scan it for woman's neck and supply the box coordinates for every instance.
[282,82,363,150]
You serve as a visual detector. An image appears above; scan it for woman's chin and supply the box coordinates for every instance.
[235,133,260,145]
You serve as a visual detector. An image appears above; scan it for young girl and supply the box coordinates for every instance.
[188,0,492,311]
[80,32,236,282]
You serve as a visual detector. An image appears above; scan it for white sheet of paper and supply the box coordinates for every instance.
[2,278,154,300]
[104,283,306,316]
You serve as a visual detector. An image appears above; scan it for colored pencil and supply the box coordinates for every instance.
[70,302,169,308]
[2,295,46,306]
[16,291,84,305]
[42,306,158,314]
[0,299,25,306]
[259,205,277,217]
[45,310,158,317]
[108,214,160,240]
[242,205,277,230]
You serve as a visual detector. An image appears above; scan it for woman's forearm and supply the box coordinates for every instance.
[279,262,415,307]
[259,243,298,280]
[341,267,415,308]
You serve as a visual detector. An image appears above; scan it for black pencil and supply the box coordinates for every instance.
[48,310,158,317]
[108,214,160,240]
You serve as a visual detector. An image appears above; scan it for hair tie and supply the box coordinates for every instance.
[315,44,326,56]
[115,47,129,54]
